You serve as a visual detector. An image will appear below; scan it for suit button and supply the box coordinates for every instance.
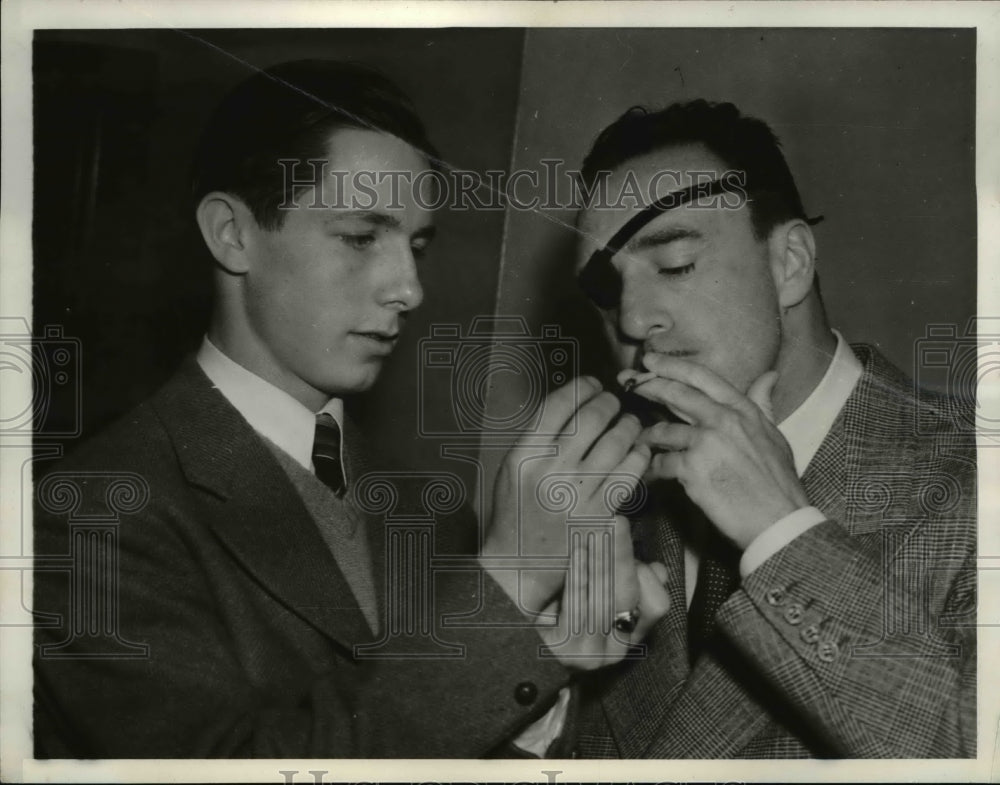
[800,624,820,644]
[514,681,538,706]
[783,602,804,625]
[765,587,786,606]
[570,749,580,758]
[817,640,839,663]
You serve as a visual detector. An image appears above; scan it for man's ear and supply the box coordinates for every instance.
[768,219,816,309]
[195,192,255,274]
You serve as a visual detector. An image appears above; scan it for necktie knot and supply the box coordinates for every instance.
[313,413,347,497]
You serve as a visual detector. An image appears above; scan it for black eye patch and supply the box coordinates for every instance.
[577,173,745,310]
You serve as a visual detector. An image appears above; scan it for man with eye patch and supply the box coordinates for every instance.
[559,100,977,758]
[31,59,672,759]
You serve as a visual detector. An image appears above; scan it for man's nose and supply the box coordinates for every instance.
[617,270,673,342]
[380,242,424,312]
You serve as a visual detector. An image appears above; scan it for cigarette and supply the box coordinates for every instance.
[622,372,658,392]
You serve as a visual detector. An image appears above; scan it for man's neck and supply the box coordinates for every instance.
[772,323,838,424]
[207,318,329,413]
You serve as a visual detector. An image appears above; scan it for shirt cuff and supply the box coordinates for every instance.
[739,506,827,578]
[511,685,571,757]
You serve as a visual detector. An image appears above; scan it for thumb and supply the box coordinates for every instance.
[648,560,669,585]
[635,561,671,620]
[747,370,779,423]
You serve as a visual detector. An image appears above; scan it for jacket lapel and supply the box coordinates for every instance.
[634,493,774,758]
[639,647,774,757]
[152,358,373,650]
[801,415,848,526]
[598,487,691,755]
[805,344,918,540]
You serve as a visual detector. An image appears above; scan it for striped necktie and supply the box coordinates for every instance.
[312,412,347,497]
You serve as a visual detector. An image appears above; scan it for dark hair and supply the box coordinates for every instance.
[191,59,438,230]
[580,100,814,239]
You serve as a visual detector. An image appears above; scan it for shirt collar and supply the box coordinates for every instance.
[777,329,863,477]
[196,337,344,472]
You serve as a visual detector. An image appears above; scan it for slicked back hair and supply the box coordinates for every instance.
[580,100,812,239]
[192,59,439,230]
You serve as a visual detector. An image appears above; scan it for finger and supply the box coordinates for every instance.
[617,369,696,426]
[746,370,779,423]
[568,535,587,636]
[645,450,684,482]
[636,421,695,452]
[612,515,639,614]
[588,529,601,638]
[616,369,658,391]
[626,378,725,426]
[636,562,671,619]
[538,597,561,630]
[630,561,672,641]
[572,530,626,670]
[533,376,604,439]
[648,560,669,584]
[603,443,652,508]
[641,354,750,412]
[558,391,622,462]
[583,413,642,473]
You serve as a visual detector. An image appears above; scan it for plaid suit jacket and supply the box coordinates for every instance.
[571,345,977,758]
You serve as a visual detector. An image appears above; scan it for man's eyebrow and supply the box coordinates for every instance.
[324,211,402,229]
[626,226,703,252]
[581,174,740,273]
[324,211,435,241]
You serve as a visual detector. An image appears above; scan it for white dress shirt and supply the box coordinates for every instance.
[196,337,345,472]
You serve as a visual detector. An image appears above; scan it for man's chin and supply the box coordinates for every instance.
[317,360,386,398]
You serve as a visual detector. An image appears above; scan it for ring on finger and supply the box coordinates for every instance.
[613,605,641,634]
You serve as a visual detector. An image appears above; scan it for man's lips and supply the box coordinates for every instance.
[634,348,696,370]
[353,330,399,341]
[351,330,400,352]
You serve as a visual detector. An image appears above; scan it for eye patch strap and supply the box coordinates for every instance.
[578,173,745,309]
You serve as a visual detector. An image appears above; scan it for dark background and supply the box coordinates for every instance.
[33,28,976,499]
[33,28,527,495]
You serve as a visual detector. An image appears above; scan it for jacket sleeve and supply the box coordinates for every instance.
[716,509,976,758]
[33,496,570,759]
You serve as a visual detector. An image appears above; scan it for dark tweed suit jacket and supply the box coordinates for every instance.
[571,345,977,758]
[33,358,569,758]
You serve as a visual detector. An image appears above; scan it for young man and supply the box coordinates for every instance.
[563,100,976,758]
[32,60,667,758]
